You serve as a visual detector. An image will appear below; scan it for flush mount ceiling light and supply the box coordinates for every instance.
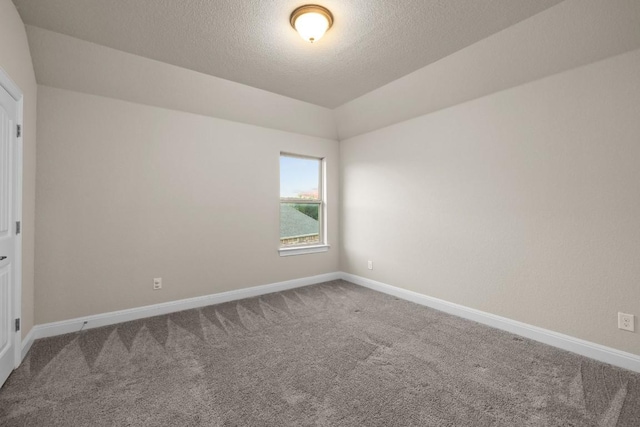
[290,5,334,43]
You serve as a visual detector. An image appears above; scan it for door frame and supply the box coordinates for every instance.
[0,67,24,369]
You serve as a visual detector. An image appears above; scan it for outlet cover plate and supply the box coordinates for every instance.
[618,312,635,332]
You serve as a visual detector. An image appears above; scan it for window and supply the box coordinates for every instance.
[279,153,329,256]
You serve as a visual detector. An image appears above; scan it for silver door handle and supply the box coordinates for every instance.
[0,256,6,261]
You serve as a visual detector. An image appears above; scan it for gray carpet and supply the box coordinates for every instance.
[1,280,639,426]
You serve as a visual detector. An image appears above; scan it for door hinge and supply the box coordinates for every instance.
[15,318,20,332]
[16,124,21,138]
[16,221,20,235]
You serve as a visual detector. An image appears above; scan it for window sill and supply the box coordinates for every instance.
[279,244,330,257]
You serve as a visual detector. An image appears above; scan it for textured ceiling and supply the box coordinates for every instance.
[12,0,563,108]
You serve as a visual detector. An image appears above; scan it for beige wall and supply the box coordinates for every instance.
[335,0,640,140]
[26,26,337,141]
[340,49,640,356]
[35,86,339,324]
[0,0,37,339]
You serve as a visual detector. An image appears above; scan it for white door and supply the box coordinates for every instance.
[0,83,17,388]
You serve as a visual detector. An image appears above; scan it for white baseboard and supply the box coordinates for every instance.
[341,272,640,373]
[25,270,640,374]
[33,272,341,340]
[20,328,35,363]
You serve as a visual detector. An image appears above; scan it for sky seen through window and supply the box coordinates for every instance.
[280,156,320,199]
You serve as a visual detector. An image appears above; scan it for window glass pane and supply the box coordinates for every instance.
[280,203,320,246]
[280,156,320,200]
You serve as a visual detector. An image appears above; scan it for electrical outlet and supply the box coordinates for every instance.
[367,260,373,270]
[618,312,634,332]
[153,277,162,290]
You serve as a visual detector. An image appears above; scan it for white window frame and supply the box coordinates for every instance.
[278,153,329,257]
